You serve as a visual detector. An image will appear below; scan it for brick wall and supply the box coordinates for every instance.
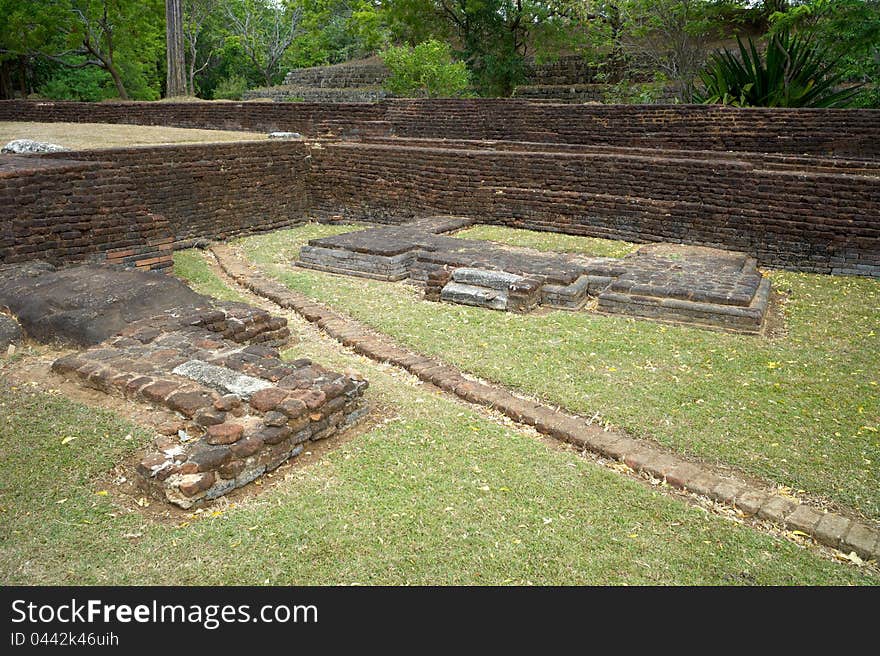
[0,156,173,270]
[1,100,878,275]
[307,141,880,276]
[282,61,389,87]
[42,141,313,247]
[2,99,879,157]
[1,140,313,270]
[0,100,385,139]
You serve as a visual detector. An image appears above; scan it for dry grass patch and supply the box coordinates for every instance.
[0,121,266,150]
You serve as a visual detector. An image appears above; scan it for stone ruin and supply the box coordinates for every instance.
[298,216,772,333]
[244,58,390,103]
[0,262,369,508]
[2,97,877,509]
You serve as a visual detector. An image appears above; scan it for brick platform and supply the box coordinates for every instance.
[51,303,368,507]
[298,218,772,333]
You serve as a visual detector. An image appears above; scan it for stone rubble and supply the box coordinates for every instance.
[2,138,69,154]
[44,295,368,508]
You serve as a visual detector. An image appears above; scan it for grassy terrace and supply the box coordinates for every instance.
[0,300,873,586]
[231,223,880,521]
[456,225,638,258]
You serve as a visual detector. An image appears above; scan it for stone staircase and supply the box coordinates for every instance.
[244,59,390,103]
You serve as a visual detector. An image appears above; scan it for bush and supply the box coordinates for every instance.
[380,40,471,98]
[694,30,861,107]
[603,73,674,104]
[37,66,116,102]
[212,74,249,100]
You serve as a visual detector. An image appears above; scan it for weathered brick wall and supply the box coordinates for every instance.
[524,56,601,85]
[0,156,173,270]
[2,99,879,157]
[307,141,880,275]
[380,101,880,157]
[1,101,878,275]
[511,84,680,104]
[41,141,313,246]
[1,140,313,269]
[244,87,388,103]
[0,100,385,137]
[283,61,389,87]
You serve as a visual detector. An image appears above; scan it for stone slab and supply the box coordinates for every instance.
[172,360,274,400]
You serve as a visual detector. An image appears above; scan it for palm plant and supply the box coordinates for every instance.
[694,30,862,107]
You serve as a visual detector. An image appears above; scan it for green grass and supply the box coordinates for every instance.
[456,224,637,258]
[0,354,874,584]
[173,249,248,303]
[233,223,880,520]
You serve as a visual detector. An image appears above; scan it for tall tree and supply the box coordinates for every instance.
[0,0,164,100]
[225,0,304,87]
[166,0,187,96]
[183,0,217,95]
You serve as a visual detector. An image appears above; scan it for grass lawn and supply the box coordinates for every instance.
[1,330,874,585]
[174,249,248,303]
[232,223,880,521]
[456,224,638,258]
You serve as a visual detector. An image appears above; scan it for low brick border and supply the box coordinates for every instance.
[211,244,880,561]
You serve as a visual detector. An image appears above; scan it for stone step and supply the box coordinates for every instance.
[451,267,524,291]
[441,282,508,310]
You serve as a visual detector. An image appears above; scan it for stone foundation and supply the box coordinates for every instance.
[298,218,773,333]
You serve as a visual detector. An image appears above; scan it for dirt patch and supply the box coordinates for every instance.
[762,288,790,340]
[3,345,178,430]
[0,121,266,151]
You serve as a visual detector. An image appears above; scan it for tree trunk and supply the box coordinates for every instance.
[106,60,130,100]
[18,57,27,97]
[166,0,187,97]
[0,60,13,99]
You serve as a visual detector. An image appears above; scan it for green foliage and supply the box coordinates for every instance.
[694,29,861,107]
[349,0,391,52]
[37,63,115,101]
[4,0,878,104]
[380,1,583,96]
[0,0,163,100]
[381,39,471,97]
[212,73,249,99]
[603,72,672,104]
[769,0,880,108]
[470,51,528,98]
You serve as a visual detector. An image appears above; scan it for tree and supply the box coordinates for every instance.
[381,1,587,96]
[694,29,861,107]
[0,0,164,100]
[166,0,187,96]
[380,38,470,96]
[225,0,304,87]
[183,0,217,95]
[46,0,132,99]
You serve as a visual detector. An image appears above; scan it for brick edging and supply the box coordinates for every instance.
[211,244,880,561]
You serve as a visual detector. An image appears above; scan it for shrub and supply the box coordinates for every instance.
[694,30,861,107]
[212,74,249,100]
[380,40,471,98]
[37,66,115,102]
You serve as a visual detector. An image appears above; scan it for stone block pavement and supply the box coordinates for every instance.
[297,218,772,333]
